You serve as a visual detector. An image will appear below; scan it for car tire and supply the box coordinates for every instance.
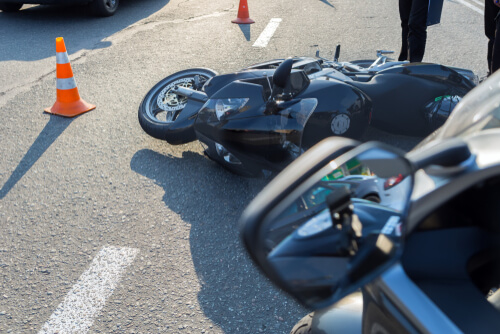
[0,3,23,12]
[363,194,381,203]
[90,0,118,17]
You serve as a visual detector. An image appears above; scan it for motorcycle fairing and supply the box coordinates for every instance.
[195,72,371,174]
[203,69,275,97]
[299,79,372,146]
[169,68,314,146]
[195,96,318,175]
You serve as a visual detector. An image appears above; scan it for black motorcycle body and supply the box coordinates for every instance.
[139,50,476,176]
[240,72,500,334]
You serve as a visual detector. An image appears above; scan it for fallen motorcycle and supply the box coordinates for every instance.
[240,71,500,333]
[139,46,477,176]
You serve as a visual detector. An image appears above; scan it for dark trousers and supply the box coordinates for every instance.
[398,0,430,62]
[485,0,500,74]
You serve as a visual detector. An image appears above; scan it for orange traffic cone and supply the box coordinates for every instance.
[44,37,95,117]
[231,0,255,24]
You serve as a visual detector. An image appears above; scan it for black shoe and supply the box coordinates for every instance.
[479,72,491,83]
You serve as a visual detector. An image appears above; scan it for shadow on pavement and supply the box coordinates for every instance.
[130,148,305,333]
[0,0,170,62]
[238,24,251,41]
[320,0,335,8]
[0,115,73,200]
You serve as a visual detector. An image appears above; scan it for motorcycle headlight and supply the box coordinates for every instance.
[201,98,249,120]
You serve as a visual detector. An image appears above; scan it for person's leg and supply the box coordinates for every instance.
[491,10,500,73]
[399,0,412,61]
[407,0,429,62]
[485,0,498,73]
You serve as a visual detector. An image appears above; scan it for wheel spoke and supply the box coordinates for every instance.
[145,72,215,124]
[151,107,164,117]
[165,111,176,122]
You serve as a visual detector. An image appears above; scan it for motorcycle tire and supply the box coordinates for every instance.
[363,194,381,203]
[138,68,218,141]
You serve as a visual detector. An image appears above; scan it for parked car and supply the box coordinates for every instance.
[0,0,119,16]
[329,175,381,203]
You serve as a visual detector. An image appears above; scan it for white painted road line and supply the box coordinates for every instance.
[456,0,483,14]
[468,0,484,7]
[39,246,139,334]
[253,18,282,48]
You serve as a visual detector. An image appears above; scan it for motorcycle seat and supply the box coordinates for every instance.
[347,73,444,100]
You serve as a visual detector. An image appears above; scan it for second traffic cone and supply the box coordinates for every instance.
[231,0,255,24]
[44,37,95,117]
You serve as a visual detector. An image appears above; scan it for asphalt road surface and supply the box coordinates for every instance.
[0,0,485,333]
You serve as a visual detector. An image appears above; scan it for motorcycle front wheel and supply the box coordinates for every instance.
[138,68,217,141]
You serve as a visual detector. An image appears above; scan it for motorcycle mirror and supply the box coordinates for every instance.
[240,139,414,309]
[273,58,294,89]
[334,44,341,62]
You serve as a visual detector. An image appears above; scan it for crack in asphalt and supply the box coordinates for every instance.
[140,7,234,25]
[177,0,192,7]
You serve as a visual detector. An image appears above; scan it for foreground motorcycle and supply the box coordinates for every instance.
[240,71,500,333]
[138,47,477,176]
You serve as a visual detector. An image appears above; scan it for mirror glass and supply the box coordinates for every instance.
[257,146,413,308]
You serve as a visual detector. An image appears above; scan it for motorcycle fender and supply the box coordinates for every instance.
[291,292,363,334]
[163,99,206,145]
